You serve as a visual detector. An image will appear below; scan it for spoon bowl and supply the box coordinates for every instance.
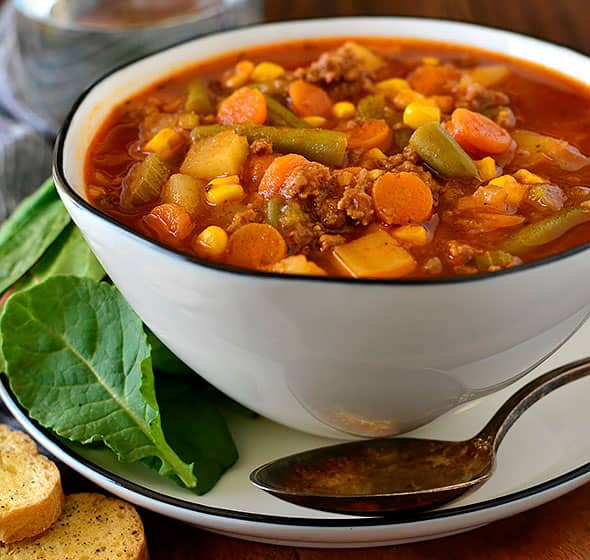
[251,358,590,515]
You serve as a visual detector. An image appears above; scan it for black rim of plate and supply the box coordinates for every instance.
[2,376,589,528]
[53,17,590,287]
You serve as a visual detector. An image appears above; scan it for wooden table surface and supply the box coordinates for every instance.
[5,0,590,558]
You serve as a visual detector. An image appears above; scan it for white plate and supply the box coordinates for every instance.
[2,317,590,548]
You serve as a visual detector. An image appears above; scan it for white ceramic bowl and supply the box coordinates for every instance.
[54,18,590,439]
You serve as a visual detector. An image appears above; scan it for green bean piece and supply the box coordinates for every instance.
[474,250,515,271]
[501,206,590,255]
[191,124,348,167]
[120,154,169,210]
[409,122,479,178]
[185,79,213,114]
[357,94,386,120]
[266,197,283,227]
[264,95,309,128]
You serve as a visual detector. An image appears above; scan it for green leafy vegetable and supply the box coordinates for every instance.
[17,224,105,290]
[0,179,70,295]
[1,277,197,488]
[0,224,105,372]
[145,375,238,494]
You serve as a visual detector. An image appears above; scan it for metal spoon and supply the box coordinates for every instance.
[250,357,590,516]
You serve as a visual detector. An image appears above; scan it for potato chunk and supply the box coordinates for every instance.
[161,173,205,216]
[333,230,416,278]
[180,130,248,180]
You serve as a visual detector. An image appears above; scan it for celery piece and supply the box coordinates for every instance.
[120,154,169,209]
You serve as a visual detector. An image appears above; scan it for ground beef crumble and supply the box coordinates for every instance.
[336,168,374,226]
[318,233,346,252]
[378,146,440,193]
[455,82,510,111]
[445,240,475,265]
[294,42,374,88]
[280,162,331,200]
[250,138,273,155]
[226,198,265,233]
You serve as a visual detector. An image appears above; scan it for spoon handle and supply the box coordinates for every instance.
[477,357,590,449]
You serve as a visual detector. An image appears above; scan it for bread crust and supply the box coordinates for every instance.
[0,493,148,559]
[0,426,64,544]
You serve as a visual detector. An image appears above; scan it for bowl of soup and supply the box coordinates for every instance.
[53,18,590,438]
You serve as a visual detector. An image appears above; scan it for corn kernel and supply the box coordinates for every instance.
[489,174,517,188]
[332,101,356,119]
[205,176,244,205]
[205,183,244,205]
[403,101,441,129]
[422,56,440,66]
[251,61,285,82]
[376,77,410,94]
[208,175,240,186]
[224,60,255,89]
[513,169,545,184]
[144,128,185,159]
[475,157,498,182]
[303,116,327,128]
[365,147,387,160]
[393,224,429,245]
[368,169,385,180]
[193,225,228,258]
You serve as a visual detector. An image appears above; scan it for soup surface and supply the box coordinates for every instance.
[85,38,590,279]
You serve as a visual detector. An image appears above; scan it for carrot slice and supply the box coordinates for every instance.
[448,108,512,155]
[228,223,287,268]
[258,153,309,198]
[288,80,333,117]
[407,65,460,95]
[372,172,434,225]
[244,154,277,190]
[143,203,194,245]
[217,87,267,125]
[346,119,393,151]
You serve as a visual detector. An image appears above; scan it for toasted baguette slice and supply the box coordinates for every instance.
[0,493,148,559]
[0,425,63,543]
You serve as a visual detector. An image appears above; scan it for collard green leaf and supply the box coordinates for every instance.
[0,179,70,295]
[1,276,197,488]
[0,223,105,373]
[145,375,238,494]
[17,224,105,290]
